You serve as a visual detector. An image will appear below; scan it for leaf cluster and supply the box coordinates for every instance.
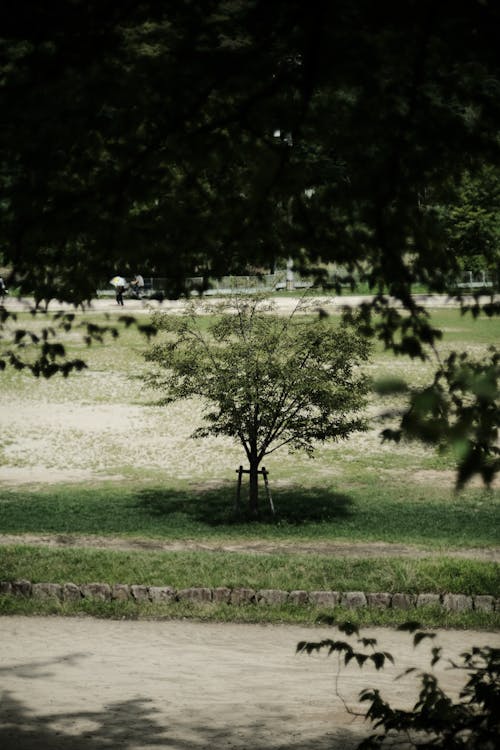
[382,347,499,488]
[298,620,500,750]
[0,307,156,378]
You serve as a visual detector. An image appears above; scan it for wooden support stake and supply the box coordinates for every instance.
[235,465,243,513]
[235,465,275,516]
[262,467,275,516]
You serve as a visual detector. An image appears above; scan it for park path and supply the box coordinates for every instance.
[0,616,498,749]
[2,292,482,316]
[1,532,499,561]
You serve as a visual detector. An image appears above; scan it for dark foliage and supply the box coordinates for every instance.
[1,1,499,300]
[298,620,500,749]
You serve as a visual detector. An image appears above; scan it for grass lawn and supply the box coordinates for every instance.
[0,481,497,549]
[1,545,497,594]
[0,304,498,626]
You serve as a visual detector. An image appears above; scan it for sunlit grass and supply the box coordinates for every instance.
[1,545,497,595]
[1,594,497,629]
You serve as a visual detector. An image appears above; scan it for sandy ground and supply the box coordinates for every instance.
[1,616,498,750]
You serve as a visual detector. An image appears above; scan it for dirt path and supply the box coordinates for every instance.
[0,616,498,749]
[7,291,495,308]
[2,292,482,317]
[1,532,499,561]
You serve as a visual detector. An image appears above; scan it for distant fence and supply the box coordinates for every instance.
[455,270,494,289]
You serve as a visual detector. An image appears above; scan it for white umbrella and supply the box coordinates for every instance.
[110,276,127,288]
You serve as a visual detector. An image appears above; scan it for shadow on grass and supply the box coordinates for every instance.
[135,484,354,526]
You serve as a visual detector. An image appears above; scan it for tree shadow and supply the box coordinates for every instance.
[0,653,89,680]
[0,688,362,750]
[0,691,168,749]
[135,484,354,526]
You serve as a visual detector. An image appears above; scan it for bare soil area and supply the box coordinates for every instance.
[1,616,498,749]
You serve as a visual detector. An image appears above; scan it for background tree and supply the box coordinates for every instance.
[0,1,499,303]
[440,165,500,285]
[145,297,370,516]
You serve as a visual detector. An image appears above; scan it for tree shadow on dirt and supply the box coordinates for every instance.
[0,688,361,750]
[0,691,167,749]
[0,652,363,749]
[135,484,354,526]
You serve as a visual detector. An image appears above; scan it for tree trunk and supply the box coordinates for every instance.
[248,458,260,517]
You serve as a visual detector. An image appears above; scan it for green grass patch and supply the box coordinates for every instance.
[0,595,497,630]
[0,482,498,549]
[1,545,498,596]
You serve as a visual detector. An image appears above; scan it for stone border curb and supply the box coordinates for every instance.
[1,581,497,612]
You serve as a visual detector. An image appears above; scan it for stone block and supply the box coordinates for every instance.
[473,595,494,612]
[442,593,473,612]
[0,581,12,595]
[149,586,176,603]
[366,592,391,609]
[416,594,441,608]
[308,591,339,607]
[111,584,130,601]
[392,593,415,610]
[81,583,111,601]
[212,587,231,604]
[12,579,32,597]
[130,585,149,602]
[288,590,309,605]
[63,583,82,601]
[177,587,212,603]
[32,583,63,601]
[341,591,367,609]
[230,588,256,605]
[257,589,289,605]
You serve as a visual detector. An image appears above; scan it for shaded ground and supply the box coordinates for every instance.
[1,616,498,750]
[1,533,499,561]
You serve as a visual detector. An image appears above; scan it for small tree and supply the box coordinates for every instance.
[146,296,370,516]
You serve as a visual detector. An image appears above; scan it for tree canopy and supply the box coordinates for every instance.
[1,1,499,303]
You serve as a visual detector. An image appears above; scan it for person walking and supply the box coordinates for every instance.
[115,283,125,306]
[110,275,127,305]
